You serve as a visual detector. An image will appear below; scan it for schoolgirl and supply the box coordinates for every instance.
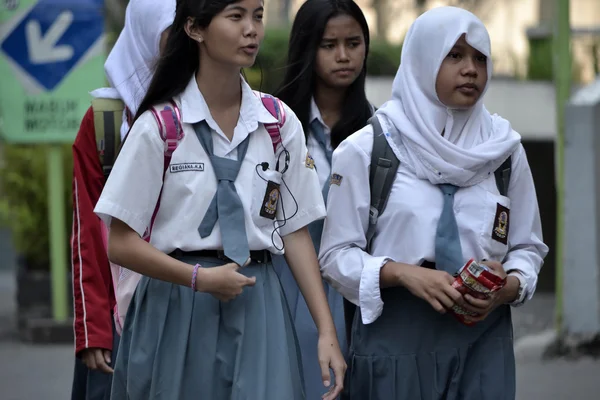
[319,7,548,400]
[274,1,372,398]
[71,1,175,398]
[94,0,346,399]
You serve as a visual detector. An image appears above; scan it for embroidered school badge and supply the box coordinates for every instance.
[305,153,315,169]
[491,203,510,244]
[260,180,280,220]
[330,173,343,186]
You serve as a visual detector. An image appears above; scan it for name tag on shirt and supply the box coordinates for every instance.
[170,163,204,173]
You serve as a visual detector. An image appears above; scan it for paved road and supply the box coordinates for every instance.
[516,357,600,400]
[0,341,73,400]
[1,270,599,400]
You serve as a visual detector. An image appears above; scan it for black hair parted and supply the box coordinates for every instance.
[275,0,372,149]
[133,0,241,122]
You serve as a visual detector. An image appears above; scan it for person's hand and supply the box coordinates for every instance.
[317,331,347,400]
[81,348,113,374]
[396,263,465,313]
[196,262,256,301]
[462,261,518,322]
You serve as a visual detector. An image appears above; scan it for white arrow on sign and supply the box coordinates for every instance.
[25,11,74,64]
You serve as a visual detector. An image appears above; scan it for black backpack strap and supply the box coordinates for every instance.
[366,115,400,253]
[91,98,125,181]
[343,115,400,349]
[494,156,512,197]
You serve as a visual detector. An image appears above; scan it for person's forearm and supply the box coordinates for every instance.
[380,261,401,288]
[500,275,520,304]
[283,227,336,335]
[108,218,195,288]
[380,261,420,289]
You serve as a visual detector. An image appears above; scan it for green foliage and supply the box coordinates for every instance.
[366,40,402,76]
[527,37,554,81]
[243,68,264,91]
[527,36,585,83]
[246,29,402,92]
[251,28,291,93]
[593,40,600,77]
[0,144,73,270]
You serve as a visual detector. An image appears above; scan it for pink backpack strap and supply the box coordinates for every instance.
[257,92,286,153]
[150,99,183,159]
[145,100,183,241]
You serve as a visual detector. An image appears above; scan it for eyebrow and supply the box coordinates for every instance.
[451,43,486,54]
[322,36,363,41]
[225,5,264,12]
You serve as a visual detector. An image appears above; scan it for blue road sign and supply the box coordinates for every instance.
[1,0,103,91]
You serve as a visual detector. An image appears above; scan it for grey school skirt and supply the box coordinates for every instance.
[110,253,305,400]
[345,263,515,400]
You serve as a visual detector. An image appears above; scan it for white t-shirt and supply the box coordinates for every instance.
[95,75,326,255]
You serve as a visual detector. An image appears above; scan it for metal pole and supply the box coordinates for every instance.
[47,145,68,322]
[554,0,571,331]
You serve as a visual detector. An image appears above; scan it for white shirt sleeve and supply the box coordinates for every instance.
[319,129,392,325]
[503,144,549,304]
[276,103,326,237]
[94,111,165,236]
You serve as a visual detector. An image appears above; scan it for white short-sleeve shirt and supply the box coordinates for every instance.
[94,75,326,255]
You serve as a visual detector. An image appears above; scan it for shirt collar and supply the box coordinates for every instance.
[179,74,278,129]
[245,81,278,125]
[310,97,329,133]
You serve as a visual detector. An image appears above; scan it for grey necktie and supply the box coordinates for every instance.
[310,119,333,166]
[307,119,333,252]
[435,184,463,274]
[194,121,250,266]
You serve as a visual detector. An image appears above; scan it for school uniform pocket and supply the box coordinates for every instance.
[251,167,283,229]
[480,191,511,261]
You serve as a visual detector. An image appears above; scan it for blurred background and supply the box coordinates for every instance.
[0,0,599,398]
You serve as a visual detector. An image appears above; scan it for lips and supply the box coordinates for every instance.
[332,68,355,77]
[457,83,479,91]
[241,44,258,54]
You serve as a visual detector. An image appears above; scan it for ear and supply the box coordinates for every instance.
[184,17,204,43]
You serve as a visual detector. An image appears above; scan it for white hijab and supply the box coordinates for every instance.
[91,0,176,138]
[376,6,521,187]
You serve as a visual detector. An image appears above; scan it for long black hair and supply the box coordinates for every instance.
[275,0,371,149]
[133,0,240,122]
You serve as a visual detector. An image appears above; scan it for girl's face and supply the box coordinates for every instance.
[314,14,366,89]
[435,35,488,109]
[187,0,265,69]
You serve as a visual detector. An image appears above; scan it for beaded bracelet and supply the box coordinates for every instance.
[191,263,201,292]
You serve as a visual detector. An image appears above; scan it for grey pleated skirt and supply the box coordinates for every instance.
[272,254,347,400]
[110,254,306,400]
[345,281,515,400]
[271,216,347,400]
